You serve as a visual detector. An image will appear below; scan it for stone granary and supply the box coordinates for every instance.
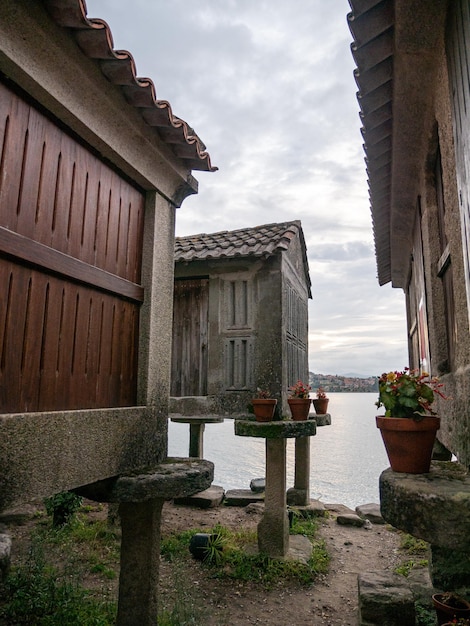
[349,0,470,614]
[0,1,216,623]
[349,0,470,469]
[172,221,312,418]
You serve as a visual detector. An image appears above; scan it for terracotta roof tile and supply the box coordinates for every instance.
[175,221,311,297]
[43,0,216,173]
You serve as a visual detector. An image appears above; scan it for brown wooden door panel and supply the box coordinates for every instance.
[0,260,138,412]
[171,279,208,396]
[0,82,144,282]
[0,81,143,413]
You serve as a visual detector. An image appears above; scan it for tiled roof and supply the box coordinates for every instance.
[348,0,394,286]
[175,221,312,296]
[43,0,216,173]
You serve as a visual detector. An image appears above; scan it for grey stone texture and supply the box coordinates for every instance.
[225,489,265,506]
[356,503,385,525]
[174,485,225,508]
[379,462,470,550]
[314,413,332,426]
[76,458,214,503]
[250,478,265,493]
[358,570,416,626]
[430,544,470,590]
[234,419,317,439]
[337,513,366,527]
[290,500,327,518]
[0,532,11,581]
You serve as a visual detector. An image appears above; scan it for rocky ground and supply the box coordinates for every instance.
[159,499,404,625]
[1,497,408,625]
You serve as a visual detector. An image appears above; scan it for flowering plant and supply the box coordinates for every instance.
[376,367,446,419]
[255,388,271,399]
[449,619,470,625]
[288,380,311,399]
[316,387,328,400]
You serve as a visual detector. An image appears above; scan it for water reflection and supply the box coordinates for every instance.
[168,393,389,509]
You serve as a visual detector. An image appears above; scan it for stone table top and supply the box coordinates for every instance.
[75,458,214,503]
[170,414,224,424]
[234,419,317,439]
[380,461,470,550]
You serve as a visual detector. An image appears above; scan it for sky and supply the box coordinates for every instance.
[86,0,409,377]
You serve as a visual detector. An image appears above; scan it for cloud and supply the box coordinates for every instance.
[87,0,409,375]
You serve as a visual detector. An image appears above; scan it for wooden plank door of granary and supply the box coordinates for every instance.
[171,278,209,396]
[0,82,144,413]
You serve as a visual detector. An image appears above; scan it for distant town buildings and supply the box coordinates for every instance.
[309,373,378,393]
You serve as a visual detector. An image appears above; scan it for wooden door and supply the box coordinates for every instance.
[171,278,209,396]
[0,81,144,412]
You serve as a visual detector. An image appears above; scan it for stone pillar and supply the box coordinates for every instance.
[258,438,289,556]
[118,499,164,626]
[75,458,214,626]
[287,436,311,506]
[189,423,205,458]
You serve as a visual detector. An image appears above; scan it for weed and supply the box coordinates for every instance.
[415,601,438,626]
[400,533,429,555]
[394,532,429,577]
[161,520,330,589]
[395,558,429,577]
[44,492,83,527]
[0,538,116,625]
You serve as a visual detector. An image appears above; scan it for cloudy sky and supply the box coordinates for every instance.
[87,0,408,377]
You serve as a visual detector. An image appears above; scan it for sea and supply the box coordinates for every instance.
[168,392,389,510]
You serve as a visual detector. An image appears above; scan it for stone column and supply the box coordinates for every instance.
[258,438,289,556]
[118,499,164,626]
[75,458,214,626]
[189,423,205,458]
[287,436,311,506]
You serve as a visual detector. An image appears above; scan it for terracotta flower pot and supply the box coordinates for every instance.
[376,415,440,473]
[288,398,312,421]
[432,592,470,625]
[313,398,329,414]
[252,398,277,422]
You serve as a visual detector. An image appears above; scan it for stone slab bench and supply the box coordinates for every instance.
[235,419,317,558]
[76,457,213,626]
[380,461,470,589]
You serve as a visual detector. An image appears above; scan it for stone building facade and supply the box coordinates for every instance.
[349,0,470,466]
[0,0,215,511]
[172,221,312,417]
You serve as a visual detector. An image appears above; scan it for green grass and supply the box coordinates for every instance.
[160,516,330,589]
[394,532,429,577]
[0,537,116,625]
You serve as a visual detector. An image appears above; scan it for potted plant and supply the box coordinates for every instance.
[432,592,470,625]
[287,380,312,421]
[312,387,329,414]
[251,388,277,422]
[375,367,447,473]
[442,619,470,626]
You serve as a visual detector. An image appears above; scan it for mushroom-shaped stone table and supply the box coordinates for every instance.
[379,461,470,589]
[170,414,224,458]
[234,419,317,558]
[76,458,213,626]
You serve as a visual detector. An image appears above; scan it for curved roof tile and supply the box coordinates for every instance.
[43,0,217,173]
[175,221,312,297]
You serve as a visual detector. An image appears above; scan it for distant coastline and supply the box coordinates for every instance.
[309,372,378,393]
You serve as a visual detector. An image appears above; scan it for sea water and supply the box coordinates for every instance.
[168,392,389,509]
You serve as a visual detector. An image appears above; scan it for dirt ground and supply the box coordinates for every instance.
[2,498,404,625]
[159,499,403,626]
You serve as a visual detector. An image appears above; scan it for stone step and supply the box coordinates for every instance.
[358,570,416,626]
[224,489,265,506]
[173,485,225,508]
